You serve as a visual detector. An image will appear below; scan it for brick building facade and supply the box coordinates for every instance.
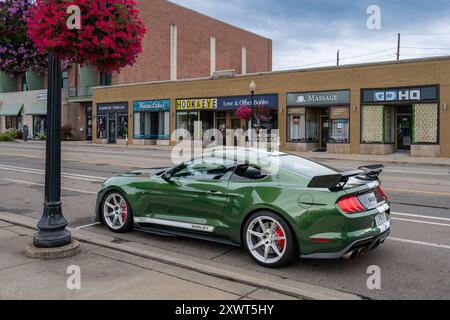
[115,0,272,84]
[0,0,272,141]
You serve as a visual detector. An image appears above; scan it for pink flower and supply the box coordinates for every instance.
[236,105,253,121]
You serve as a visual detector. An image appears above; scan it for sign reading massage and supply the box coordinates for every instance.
[177,94,278,111]
[134,99,170,112]
[287,90,350,107]
[362,86,438,103]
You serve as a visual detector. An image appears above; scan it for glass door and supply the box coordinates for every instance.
[86,106,93,141]
[320,115,330,149]
[397,115,412,151]
[108,116,117,144]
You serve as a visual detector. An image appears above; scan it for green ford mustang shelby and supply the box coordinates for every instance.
[95,148,391,267]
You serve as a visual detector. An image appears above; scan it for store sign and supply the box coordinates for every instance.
[97,102,128,114]
[134,100,170,112]
[177,95,278,111]
[177,98,218,111]
[37,93,47,102]
[287,90,350,106]
[218,95,278,110]
[362,86,438,103]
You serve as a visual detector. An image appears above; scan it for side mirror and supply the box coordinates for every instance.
[162,171,173,183]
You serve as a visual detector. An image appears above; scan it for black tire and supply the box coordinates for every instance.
[243,211,298,268]
[101,190,134,233]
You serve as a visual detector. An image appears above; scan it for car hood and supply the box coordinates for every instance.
[121,167,170,178]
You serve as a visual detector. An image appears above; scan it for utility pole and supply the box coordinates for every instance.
[337,50,340,66]
[396,33,401,61]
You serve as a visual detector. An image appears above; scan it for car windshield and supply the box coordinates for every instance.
[278,155,340,178]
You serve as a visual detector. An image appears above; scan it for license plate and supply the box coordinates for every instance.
[375,213,391,232]
[358,192,378,210]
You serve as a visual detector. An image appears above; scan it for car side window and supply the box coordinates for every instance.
[172,158,236,181]
[231,164,269,181]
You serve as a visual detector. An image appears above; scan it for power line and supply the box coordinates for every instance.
[273,33,396,58]
[339,48,396,61]
[403,46,450,50]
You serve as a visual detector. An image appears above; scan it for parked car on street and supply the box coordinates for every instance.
[96,148,391,267]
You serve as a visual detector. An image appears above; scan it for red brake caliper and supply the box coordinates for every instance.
[276,227,285,250]
[121,202,128,222]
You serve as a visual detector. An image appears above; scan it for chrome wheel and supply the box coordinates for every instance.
[246,216,287,264]
[103,193,128,230]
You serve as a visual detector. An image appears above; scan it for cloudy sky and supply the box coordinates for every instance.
[170,0,450,70]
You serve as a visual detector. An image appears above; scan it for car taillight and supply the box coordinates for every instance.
[337,195,365,214]
[376,186,388,201]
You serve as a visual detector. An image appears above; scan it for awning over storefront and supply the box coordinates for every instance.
[26,102,47,115]
[0,103,23,116]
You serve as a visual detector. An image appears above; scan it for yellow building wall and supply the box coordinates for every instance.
[93,58,450,157]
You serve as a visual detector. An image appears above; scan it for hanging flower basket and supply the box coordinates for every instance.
[236,104,253,121]
[0,0,48,76]
[254,105,270,122]
[27,0,147,72]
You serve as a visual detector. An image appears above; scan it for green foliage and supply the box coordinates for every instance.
[0,130,18,141]
[38,132,46,141]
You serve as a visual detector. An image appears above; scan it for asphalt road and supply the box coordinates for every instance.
[0,142,449,300]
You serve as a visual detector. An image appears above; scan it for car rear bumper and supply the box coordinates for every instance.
[300,229,391,259]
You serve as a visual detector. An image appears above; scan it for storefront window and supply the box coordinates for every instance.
[329,119,349,143]
[288,114,305,142]
[176,112,198,140]
[117,114,128,139]
[33,115,47,137]
[134,112,170,139]
[361,105,384,143]
[5,116,22,130]
[413,104,438,144]
[97,115,107,139]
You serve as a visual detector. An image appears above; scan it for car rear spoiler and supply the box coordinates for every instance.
[307,164,384,190]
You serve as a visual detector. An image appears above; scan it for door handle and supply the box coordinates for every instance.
[208,190,223,195]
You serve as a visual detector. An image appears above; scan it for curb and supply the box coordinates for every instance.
[0,212,361,301]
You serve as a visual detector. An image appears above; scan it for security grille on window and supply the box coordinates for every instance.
[330,120,349,143]
[362,105,384,143]
[413,104,438,144]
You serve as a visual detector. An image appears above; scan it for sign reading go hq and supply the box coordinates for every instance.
[177,98,218,111]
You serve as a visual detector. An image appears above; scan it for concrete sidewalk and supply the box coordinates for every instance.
[16,140,450,166]
[0,212,360,300]
[0,219,296,300]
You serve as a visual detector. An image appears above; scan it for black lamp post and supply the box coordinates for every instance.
[33,55,71,248]
[249,81,256,146]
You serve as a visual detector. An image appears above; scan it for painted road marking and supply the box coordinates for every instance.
[2,178,98,195]
[0,165,106,182]
[384,187,450,197]
[390,237,450,250]
[392,217,450,228]
[392,212,450,222]
[0,152,43,159]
